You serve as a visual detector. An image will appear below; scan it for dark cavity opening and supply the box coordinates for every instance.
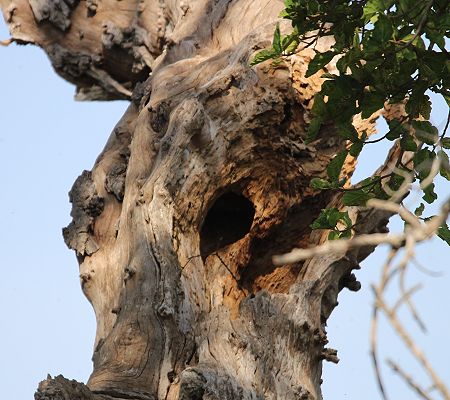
[200,192,255,260]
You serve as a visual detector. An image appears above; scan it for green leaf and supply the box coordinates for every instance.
[360,92,385,119]
[341,212,353,229]
[306,116,323,142]
[444,94,450,107]
[311,208,341,230]
[438,223,450,246]
[328,229,352,240]
[338,124,359,142]
[397,46,416,62]
[327,150,348,182]
[321,73,339,80]
[414,203,425,217]
[438,150,450,181]
[273,23,282,53]
[339,229,352,239]
[386,119,407,141]
[363,0,386,22]
[281,34,300,54]
[353,30,360,48]
[311,208,351,231]
[414,149,434,180]
[305,51,336,78]
[311,93,326,115]
[441,138,450,149]
[374,184,388,200]
[342,190,375,206]
[426,31,446,51]
[336,53,352,74]
[310,178,334,189]
[372,14,393,44]
[400,133,417,152]
[350,141,364,157]
[406,94,432,119]
[412,120,438,145]
[328,230,341,240]
[250,49,278,66]
[422,183,438,204]
[419,98,432,120]
[388,173,406,191]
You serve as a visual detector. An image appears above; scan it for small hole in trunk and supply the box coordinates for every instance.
[200,192,255,260]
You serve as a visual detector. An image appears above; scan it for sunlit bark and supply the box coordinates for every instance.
[1,1,389,399]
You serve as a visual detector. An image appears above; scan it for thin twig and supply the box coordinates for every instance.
[364,132,390,144]
[437,109,450,146]
[273,232,401,264]
[383,166,413,203]
[394,0,433,51]
[273,197,450,265]
[370,248,397,400]
[213,253,248,295]
[367,199,420,228]
[180,255,201,271]
[0,38,13,46]
[411,258,443,278]
[373,288,450,400]
[420,157,441,190]
[387,359,433,400]
[391,283,422,315]
[398,260,427,333]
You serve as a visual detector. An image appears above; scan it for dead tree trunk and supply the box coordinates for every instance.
[2,1,391,399]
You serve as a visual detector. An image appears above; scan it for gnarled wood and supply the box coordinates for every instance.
[3,0,391,399]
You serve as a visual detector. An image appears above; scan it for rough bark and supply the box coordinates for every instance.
[2,0,392,399]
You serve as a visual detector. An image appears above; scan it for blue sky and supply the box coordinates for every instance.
[0,19,449,400]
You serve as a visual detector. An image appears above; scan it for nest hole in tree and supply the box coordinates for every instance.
[200,192,255,261]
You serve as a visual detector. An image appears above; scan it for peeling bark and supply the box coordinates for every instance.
[2,1,393,399]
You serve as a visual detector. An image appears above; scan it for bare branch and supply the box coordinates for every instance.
[383,166,414,203]
[387,359,433,400]
[368,199,420,228]
[273,198,449,265]
[419,157,441,190]
[373,288,450,400]
[370,249,398,400]
[398,262,427,333]
[273,232,401,264]
[411,258,444,278]
[391,283,423,314]
[0,38,13,46]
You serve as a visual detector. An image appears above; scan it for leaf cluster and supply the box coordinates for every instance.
[252,0,450,243]
[311,207,354,239]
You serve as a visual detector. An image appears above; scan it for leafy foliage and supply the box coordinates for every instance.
[252,0,450,244]
[438,222,450,245]
[311,208,353,239]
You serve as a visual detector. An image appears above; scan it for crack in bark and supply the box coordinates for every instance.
[93,389,155,400]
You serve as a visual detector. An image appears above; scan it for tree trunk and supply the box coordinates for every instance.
[2,1,392,399]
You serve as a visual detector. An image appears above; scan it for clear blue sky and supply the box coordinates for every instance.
[0,19,449,400]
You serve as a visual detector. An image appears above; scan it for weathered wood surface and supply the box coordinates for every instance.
[2,1,391,399]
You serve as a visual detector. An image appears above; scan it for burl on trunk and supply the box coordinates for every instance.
[2,0,390,399]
